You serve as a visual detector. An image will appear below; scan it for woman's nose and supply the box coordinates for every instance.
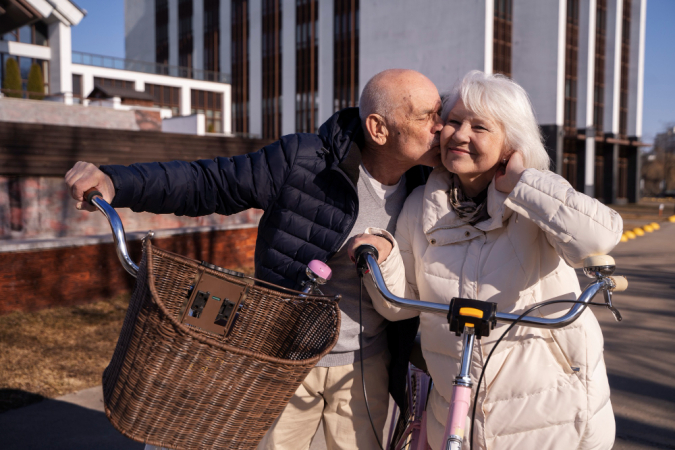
[452,122,470,144]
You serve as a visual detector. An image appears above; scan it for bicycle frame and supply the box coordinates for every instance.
[355,245,626,450]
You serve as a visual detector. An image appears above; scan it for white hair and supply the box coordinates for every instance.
[442,70,550,171]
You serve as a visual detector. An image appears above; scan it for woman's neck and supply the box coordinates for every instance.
[457,171,494,198]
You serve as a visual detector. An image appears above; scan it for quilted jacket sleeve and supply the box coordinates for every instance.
[503,169,623,268]
[100,135,301,216]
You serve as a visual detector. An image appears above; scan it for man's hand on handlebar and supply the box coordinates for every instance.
[65,161,115,212]
[346,233,393,264]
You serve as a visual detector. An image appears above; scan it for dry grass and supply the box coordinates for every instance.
[0,294,129,411]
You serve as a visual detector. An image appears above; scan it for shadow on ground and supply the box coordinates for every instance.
[0,392,143,450]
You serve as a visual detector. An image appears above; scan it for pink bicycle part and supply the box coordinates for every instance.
[308,260,332,281]
[443,384,472,448]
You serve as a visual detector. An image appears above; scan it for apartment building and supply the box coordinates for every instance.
[125,0,646,203]
[1,0,232,134]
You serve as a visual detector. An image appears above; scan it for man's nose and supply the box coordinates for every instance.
[431,117,443,134]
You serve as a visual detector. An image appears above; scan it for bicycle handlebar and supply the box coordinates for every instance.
[355,246,626,330]
[84,188,139,278]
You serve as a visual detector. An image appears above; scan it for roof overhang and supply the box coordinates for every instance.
[0,0,85,34]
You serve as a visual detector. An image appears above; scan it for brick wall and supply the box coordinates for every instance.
[0,227,258,315]
[0,176,262,240]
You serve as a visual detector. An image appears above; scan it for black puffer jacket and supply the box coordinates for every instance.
[101,107,427,407]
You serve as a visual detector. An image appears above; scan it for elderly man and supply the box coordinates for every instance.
[66,69,442,449]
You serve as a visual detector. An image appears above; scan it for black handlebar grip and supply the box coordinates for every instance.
[84,188,103,205]
[354,244,379,277]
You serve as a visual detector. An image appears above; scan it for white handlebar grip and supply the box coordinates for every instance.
[308,260,332,281]
[584,255,615,268]
[609,276,628,292]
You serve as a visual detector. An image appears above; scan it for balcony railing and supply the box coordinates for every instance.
[72,51,231,84]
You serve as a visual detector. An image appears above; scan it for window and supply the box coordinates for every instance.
[178,0,194,73]
[145,83,180,116]
[0,54,49,98]
[232,0,250,133]
[156,0,169,71]
[296,0,318,133]
[72,74,83,103]
[262,0,282,139]
[563,0,579,135]
[204,0,220,75]
[94,77,134,89]
[2,22,48,46]
[618,0,631,138]
[191,89,223,133]
[493,0,512,77]
[333,0,358,113]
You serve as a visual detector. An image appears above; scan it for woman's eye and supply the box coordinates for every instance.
[447,120,461,125]
[474,125,488,131]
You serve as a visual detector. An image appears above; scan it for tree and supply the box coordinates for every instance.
[26,63,45,100]
[2,58,22,98]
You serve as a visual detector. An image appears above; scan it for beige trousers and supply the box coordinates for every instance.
[257,351,391,450]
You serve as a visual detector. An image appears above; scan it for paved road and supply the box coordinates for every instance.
[0,223,673,449]
[599,222,675,449]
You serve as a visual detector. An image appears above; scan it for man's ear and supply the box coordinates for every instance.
[364,114,388,146]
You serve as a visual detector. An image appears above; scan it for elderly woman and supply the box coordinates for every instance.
[349,71,622,450]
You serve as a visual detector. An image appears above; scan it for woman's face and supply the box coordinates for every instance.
[440,99,508,192]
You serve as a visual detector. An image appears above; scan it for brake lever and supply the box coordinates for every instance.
[603,288,622,322]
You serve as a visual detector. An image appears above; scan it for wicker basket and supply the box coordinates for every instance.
[102,239,341,449]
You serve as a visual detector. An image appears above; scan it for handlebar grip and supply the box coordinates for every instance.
[609,276,628,292]
[84,188,103,205]
[354,244,379,277]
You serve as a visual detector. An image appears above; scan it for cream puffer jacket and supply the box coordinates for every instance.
[366,167,623,450]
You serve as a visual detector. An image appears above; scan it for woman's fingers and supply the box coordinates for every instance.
[495,152,525,194]
[346,234,393,264]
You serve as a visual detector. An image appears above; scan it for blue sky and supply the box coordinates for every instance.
[71,0,675,146]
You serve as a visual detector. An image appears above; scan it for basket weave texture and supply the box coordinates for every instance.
[102,239,341,449]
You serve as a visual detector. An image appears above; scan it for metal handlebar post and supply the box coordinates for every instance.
[84,189,139,278]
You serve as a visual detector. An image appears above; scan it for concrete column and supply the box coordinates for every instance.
[180,86,192,116]
[627,146,640,202]
[577,0,596,131]
[483,0,494,74]
[223,84,232,134]
[603,0,623,135]
[249,0,262,137]
[193,0,204,73]
[318,0,334,125]
[282,0,297,135]
[221,0,232,76]
[169,0,179,67]
[627,0,646,139]
[81,73,95,99]
[511,0,565,126]
[47,22,73,104]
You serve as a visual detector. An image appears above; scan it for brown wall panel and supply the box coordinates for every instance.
[0,227,258,314]
[0,122,273,177]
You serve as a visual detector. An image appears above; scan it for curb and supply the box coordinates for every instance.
[620,218,673,243]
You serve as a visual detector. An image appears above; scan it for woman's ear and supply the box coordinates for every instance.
[364,114,389,146]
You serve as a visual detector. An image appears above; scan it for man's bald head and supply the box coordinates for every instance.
[359,69,436,127]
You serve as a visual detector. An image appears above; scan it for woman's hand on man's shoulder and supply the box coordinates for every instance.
[495,151,526,194]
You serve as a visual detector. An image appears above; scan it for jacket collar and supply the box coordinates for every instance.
[422,167,513,244]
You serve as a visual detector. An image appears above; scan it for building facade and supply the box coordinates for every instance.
[125,0,646,203]
[1,0,232,134]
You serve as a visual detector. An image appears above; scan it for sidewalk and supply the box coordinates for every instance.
[0,384,391,449]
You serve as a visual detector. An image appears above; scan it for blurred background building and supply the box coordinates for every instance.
[124,0,647,204]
